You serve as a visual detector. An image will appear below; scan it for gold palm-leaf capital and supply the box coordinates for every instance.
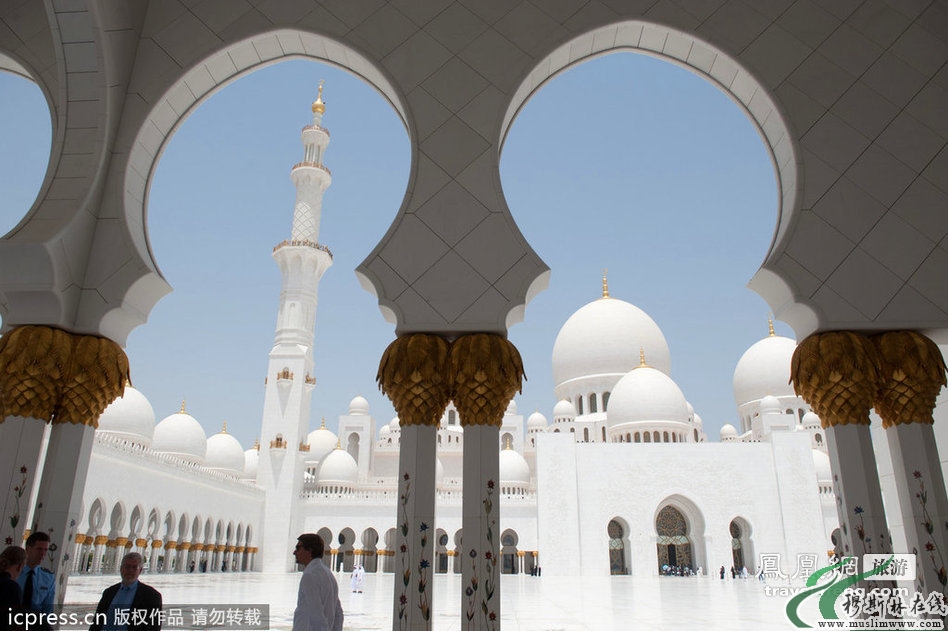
[871,331,947,428]
[449,334,524,427]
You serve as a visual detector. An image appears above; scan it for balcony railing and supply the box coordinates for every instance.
[291,161,331,176]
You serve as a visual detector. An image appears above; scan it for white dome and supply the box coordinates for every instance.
[733,333,797,406]
[96,384,156,445]
[506,399,517,414]
[307,424,339,462]
[803,412,821,428]
[812,449,831,481]
[720,423,738,439]
[760,395,782,414]
[606,366,689,427]
[152,406,207,464]
[499,448,531,486]
[389,417,400,430]
[380,425,391,437]
[527,411,548,430]
[317,448,358,485]
[243,447,259,480]
[205,427,245,474]
[553,399,576,419]
[348,395,370,416]
[693,413,703,427]
[552,296,671,391]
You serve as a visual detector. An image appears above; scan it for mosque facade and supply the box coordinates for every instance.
[59,96,915,582]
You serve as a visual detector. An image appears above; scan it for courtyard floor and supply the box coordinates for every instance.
[66,571,817,630]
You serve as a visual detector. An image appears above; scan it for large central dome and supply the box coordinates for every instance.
[552,295,671,389]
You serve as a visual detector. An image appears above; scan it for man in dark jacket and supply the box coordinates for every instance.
[89,553,162,631]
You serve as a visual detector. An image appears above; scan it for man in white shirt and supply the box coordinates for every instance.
[292,534,343,631]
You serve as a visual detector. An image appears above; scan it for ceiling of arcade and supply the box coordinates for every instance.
[0,0,945,343]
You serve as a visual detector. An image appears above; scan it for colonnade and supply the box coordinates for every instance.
[69,533,258,574]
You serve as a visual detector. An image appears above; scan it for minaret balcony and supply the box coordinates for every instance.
[301,124,330,138]
[291,161,331,175]
[272,240,333,259]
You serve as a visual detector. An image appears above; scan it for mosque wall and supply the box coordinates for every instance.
[537,433,827,578]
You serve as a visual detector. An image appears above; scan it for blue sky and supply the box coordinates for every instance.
[0,53,786,449]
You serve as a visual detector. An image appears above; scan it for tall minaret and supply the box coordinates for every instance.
[257,83,333,572]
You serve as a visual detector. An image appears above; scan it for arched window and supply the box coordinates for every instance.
[694,429,699,442]
[590,394,598,413]
[672,433,677,443]
[653,431,659,442]
[583,427,589,442]
[785,408,793,415]
[601,427,606,442]
[602,392,610,410]
[663,431,669,442]
[448,410,456,425]
[634,432,641,443]
[576,396,584,415]
[815,433,823,445]
[644,432,651,443]
[656,506,692,572]
[608,519,629,575]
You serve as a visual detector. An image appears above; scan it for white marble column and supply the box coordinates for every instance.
[461,425,501,629]
[0,416,47,545]
[393,424,437,630]
[826,425,892,558]
[887,422,948,593]
[31,422,96,602]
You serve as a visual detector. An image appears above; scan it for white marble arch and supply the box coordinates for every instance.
[652,493,707,574]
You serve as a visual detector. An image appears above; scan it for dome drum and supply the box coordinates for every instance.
[608,420,693,443]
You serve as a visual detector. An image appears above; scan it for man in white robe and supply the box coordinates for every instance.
[292,534,343,631]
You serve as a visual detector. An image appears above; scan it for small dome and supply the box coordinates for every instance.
[733,332,797,406]
[205,426,245,475]
[803,412,821,428]
[720,423,738,441]
[307,422,339,462]
[152,405,207,464]
[553,295,672,395]
[607,366,689,427]
[97,384,156,445]
[760,395,782,414]
[389,417,400,430]
[527,411,548,430]
[499,448,531,486]
[317,448,358,486]
[812,449,831,481]
[686,401,695,417]
[380,425,391,437]
[506,399,517,414]
[692,413,703,427]
[553,399,576,419]
[348,395,370,416]
[243,445,259,481]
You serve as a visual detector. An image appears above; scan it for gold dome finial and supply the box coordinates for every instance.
[320,417,326,429]
[221,421,228,433]
[253,437,260,450]
[124,377,131,388]
[335,439,341,449]
[602,269,610,298]
[179,399,186,413]
[768,315,775,337]
[311,80,326,114]
[638,347,648,368]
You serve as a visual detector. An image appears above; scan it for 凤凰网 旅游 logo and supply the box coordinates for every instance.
[785,555,894,628]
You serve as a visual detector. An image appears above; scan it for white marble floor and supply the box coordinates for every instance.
[66,572,813,630]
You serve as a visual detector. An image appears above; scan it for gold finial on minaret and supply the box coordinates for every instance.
[602,269,610,298]
[253,438,260,450]
[312,80,326,114]
[179,400,186,413]
[768,315,775,337]
[221,421,228,433]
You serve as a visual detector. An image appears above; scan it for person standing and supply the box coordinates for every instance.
[292,534,342,631]
[89,553,162,631]
[1,546,27,631]
[16,533,54,616]
[349,564,365,594]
